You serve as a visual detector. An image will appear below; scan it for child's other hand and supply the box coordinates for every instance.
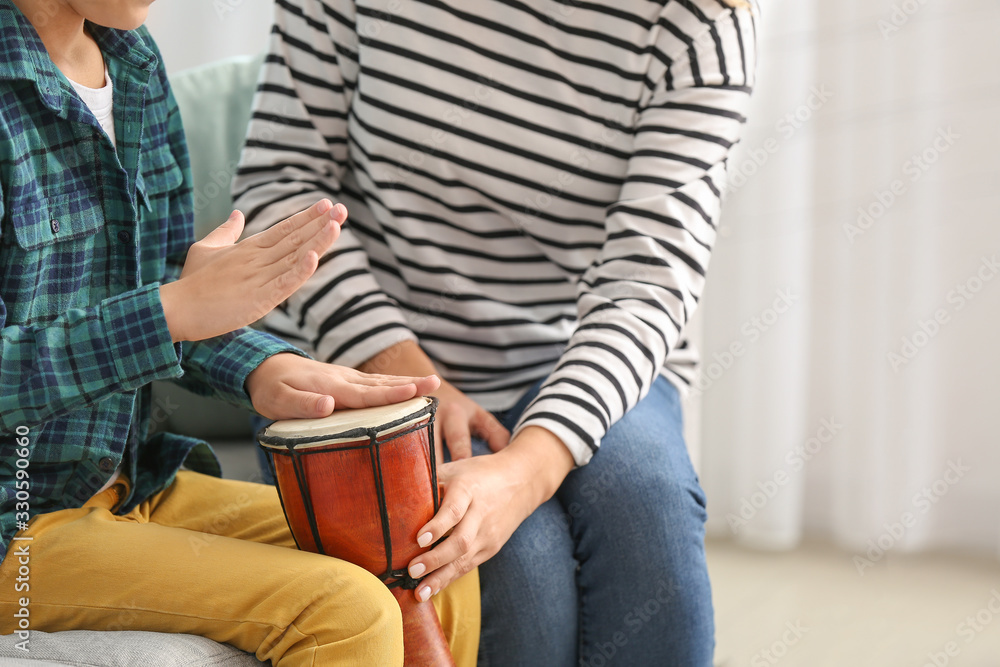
[245,353,442,419]
[159,200,345,342]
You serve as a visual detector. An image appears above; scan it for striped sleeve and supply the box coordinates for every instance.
[514,3,757,465]
[232,0,417,365]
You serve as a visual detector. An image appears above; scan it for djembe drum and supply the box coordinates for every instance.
[257,396,453,666]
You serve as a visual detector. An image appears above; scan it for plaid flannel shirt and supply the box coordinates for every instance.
[0,3,303,562]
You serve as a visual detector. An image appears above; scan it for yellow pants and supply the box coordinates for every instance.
[0,471,479,666]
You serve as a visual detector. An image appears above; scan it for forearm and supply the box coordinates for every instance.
[515,22,754,467]
[358,339,438,377]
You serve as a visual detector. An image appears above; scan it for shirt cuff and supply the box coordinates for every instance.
[512,410,596,468]
[183,329,309,412]
[101,283,182,391]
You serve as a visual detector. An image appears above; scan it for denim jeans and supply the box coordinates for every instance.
[254,375,714,666]
[476,376,714,667]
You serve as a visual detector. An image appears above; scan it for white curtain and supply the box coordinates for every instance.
[699,0,1000,557]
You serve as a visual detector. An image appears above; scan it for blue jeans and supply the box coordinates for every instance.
[255,376,714,666]
[476,376,714,667]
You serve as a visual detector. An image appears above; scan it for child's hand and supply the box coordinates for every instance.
[159,200,345,342]
[245,353,442,419]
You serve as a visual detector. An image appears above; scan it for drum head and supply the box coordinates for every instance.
[259,396,434,450]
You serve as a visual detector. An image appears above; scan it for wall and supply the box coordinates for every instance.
[145,0,273,73]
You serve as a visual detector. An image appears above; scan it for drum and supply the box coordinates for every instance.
[258,396,453,666]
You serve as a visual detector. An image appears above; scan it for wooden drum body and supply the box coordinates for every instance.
[258,397,453,666]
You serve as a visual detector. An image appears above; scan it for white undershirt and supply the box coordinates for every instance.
[69,65,116,147]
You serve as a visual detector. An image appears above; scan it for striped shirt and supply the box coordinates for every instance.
[233,0,757,465]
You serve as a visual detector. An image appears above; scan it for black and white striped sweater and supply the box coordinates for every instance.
[233,0,757,465]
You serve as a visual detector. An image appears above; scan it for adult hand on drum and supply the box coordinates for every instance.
[245,353,441,420]
[406,425,575,602]
[358,340,510,460]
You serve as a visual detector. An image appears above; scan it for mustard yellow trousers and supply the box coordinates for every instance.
[0,471,479,666]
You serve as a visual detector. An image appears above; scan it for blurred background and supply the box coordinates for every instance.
[147,1,1000,665]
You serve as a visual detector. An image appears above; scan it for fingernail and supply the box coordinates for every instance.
[317,199,333,213]
[333,203,347,218]
[417,532,433,548]
[409,563,426,578]
[417,586,431,602]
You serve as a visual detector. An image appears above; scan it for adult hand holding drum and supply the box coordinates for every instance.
[258,397,455,666]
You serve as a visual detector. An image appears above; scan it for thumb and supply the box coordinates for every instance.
[200,210,246,247]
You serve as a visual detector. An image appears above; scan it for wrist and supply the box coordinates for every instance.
[244,353,275,396]
[158,281,188,343]
[504,425,575,506]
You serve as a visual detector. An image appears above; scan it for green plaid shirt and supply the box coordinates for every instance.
[0,3,302,561]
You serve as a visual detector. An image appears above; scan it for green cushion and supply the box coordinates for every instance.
[160,56,267,443]
[170,54,264,241]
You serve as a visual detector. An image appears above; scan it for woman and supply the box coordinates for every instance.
[236,0,756,664]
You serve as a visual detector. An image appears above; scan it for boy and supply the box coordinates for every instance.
[0,1,478,665]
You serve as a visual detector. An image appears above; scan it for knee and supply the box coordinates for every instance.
[568,462,708,555]
[575,416,703,520]
[308,561,403,651]
[352,572,403,642]
[641,467,706,520]
[578,455,703,511]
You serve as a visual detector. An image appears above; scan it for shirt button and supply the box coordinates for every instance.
[98,457,116,473]
[50,219,60,234]
[117,230,132,244]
